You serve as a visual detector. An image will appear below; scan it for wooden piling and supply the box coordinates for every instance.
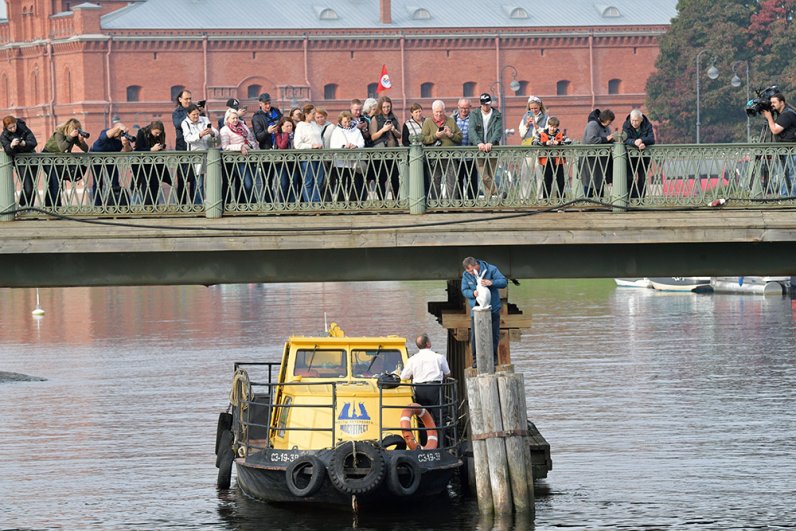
[477,374,512,514]
[513,368,536,494]
[473,307,494,375]
[497,366,533,514]
[465,369,494,514]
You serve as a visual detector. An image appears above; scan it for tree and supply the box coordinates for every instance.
[646,0,794,143]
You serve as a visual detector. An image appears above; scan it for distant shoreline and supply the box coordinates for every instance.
[0,371,47,383]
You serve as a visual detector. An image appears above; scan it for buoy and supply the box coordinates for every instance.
[31,288,45,316]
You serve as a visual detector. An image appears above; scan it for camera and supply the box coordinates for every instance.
[197,100,207,108]
[745,85,779,117]
[121,132,136,142]
[77,128,91,139]
[205,123,212,130]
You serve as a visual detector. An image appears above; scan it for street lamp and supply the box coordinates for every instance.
[696,49,718,144]
[495,65,520,144]
[732,60,751,142]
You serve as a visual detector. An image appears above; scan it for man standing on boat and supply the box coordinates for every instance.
[461,256,508,368]
[401,334,450,443]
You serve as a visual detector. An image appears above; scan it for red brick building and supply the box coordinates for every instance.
[0,0,676,145]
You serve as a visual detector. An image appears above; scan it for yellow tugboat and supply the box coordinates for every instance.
[214,326,464,504]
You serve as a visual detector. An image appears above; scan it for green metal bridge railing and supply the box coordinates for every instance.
[2,142,795,221]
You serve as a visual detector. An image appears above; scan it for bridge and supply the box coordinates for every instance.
[2,143,795,287]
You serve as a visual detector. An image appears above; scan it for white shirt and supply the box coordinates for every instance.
[481,109,493,140]
[400,348,450,383]
[293,121,323,149]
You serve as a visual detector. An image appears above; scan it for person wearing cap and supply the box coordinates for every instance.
[251,93,282,150]
[468,93,503,198]
[218,98,247,130]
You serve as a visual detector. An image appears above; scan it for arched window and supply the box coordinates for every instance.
[170,85,185,102]
[556,80,570,96]
[420,82,434,98]
[247,84,261,99]
[608,79,622,95]
[126,85,141,102]
[367,82,378,98]
[463,81,476,98]
[324,83,338,100]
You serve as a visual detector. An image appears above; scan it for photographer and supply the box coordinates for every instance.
[580,108,615,198]
[133,121,170,205]
[762,91,796,196]
[181,103,218,204]
[89,121,134,207]
[0,115,38,208]
[251,93,282,150]
[41,118,89,208]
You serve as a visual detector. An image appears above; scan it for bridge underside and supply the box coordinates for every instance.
[2,211,795,287]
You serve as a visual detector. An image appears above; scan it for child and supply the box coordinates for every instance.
[532,116,571,199]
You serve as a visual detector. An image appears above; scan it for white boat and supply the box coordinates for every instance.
[648,277,713,293]
[614,278,653,289]
[710,276,791,295]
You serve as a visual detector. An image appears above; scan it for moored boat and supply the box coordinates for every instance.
[710,276,790,295]
[614,278,653,289]
[648,277,713,293]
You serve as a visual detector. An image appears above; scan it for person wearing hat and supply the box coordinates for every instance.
[251,93,283,150]
[218,98,247,130]
[468,93,503,198]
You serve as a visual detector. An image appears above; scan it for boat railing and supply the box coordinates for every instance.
[378,378,461,451]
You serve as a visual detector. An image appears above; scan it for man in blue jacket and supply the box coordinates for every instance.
[622,109,655,199]
[461,256,508,368]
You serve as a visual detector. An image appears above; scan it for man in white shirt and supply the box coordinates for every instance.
[401,334,451,443]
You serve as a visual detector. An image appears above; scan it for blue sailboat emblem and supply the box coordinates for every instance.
[338,402,371,435]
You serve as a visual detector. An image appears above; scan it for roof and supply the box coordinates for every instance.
[101,0,678,31]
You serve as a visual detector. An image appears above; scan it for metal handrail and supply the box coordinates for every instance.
[378,379,460,450]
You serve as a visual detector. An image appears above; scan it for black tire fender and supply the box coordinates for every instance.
[381,434,407,451]
[328,442,386,495]
[216,430,234,489]
[215,412,233,456]
[387,454,422,497]
[285,455,326,497]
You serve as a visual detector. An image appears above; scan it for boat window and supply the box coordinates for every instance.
[277,396,291,438]
[294,349,346,377]
[351,349,404,377]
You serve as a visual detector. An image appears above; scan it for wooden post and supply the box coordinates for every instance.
[0,151,15,222]
[497,366,533,515]
[513,367,537,495]
[478,374,512,514]
[205,148,223,219]
[473,307,494,375]
[465,369,494,514]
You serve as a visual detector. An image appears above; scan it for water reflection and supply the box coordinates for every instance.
[1,281,794,528]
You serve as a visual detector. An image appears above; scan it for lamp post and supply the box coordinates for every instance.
[495,65,520,144]
[731,60,751,142]
[696,49,718,144]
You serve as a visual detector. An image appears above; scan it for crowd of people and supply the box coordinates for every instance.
[3,87,794,208]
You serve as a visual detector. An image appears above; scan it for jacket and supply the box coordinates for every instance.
[420,116,462,147]
[461,259,508,314]
[0,119,37,157]
[251,107,283,149]
[43,131,89,154]
[468,106,503,146]
[532,128,567,166]
[134,125,166,152]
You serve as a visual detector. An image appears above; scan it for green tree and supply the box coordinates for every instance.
[646,0,794,143]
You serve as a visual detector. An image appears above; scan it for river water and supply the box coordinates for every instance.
[1,280,794,530]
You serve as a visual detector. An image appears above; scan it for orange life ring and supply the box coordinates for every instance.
[399,402,438,450]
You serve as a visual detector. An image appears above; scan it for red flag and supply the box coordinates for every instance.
[376,64,392,93]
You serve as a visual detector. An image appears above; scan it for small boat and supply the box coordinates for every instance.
[214,329,461,505]
[614,278,652,289]
[648,277,713,293]
[710,276,790,295]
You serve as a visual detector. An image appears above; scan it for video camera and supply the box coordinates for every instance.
[76,128,91,139]
[745,85,780,117]
[121,132,136,143]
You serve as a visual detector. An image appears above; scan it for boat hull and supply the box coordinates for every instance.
[649,277,712,293]
[614,278,652,289]
[710,277,790,295]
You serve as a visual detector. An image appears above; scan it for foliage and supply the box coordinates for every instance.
[646,0,796,143]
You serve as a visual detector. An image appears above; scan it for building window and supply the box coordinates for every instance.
[324,83,338,100]
[420,82,434,98]
[410,8,431,20]
[367,83,378,98]
[516,80,529,96]
[556,80,570,96]
[608,79,622,95]
[463,81,476,98]
[126,85,141,102]
[247,84,261,99]
[170,85,185,102]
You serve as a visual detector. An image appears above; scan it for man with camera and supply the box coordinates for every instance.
[421,100,462,200]
[251,93,282,150]
[762,91,796,196]
[89,120,134,206]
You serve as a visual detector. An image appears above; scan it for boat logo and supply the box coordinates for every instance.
[338,402,371,436]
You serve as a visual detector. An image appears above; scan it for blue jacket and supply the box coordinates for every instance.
[461,259,508,314]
